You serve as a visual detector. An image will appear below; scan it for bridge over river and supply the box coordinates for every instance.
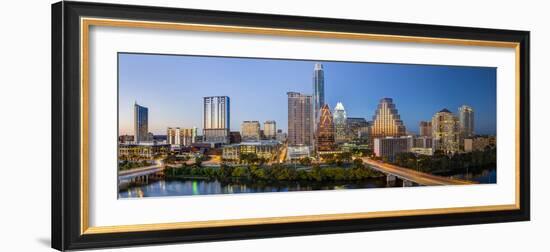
[360,158,475,186]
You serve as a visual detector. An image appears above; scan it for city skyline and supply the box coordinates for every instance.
[119,53,496,136]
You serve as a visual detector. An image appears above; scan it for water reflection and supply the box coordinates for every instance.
[118,169,496,198]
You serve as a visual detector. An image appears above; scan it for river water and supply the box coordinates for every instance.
[118,168,496,198]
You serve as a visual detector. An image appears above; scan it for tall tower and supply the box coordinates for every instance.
[371,98,406,139]
[241,121,261,142]
[263,120,277,139]
[459,105,474,138]
[133,102,148,143]
[203,96,230,144]
[432,108,460,153]
[287,92,313,146]
[333,102,347,143]
[312,63,325,128]
[317,104,336,151]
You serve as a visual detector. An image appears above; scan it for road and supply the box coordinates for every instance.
[360,158,475,186]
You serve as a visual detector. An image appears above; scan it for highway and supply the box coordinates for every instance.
[360,158,475,186]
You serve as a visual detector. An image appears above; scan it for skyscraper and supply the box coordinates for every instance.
[241,121,261,142]
[167,127,197,146]
[312,63,325,129]
[346,117,369,141]
[432,108,460,153]
[264,120,277,139]
[287,92,313,146]
[203,96,230,144]
[419,121,432,137]
[459,105,475,138]
[133,102,148,143]
[371,98,406,139]
[333,102,347,143]
[316,104,336,151]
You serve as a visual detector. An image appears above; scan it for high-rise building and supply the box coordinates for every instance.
[312,63,325,129]
[374,136,413,159]
[134,102,148,143]
[419,121,432,137]
[167,127,197,146]
[264,120,277,139]
[287,92,313,146]
[241,121,261,142]
[432,108,460,153]
[203,96,230,144]
[316,104,336,151]
[459,105,475,138]
[346,117,369,141]
[371,98,406,139]
[229,131,242,144]
[333,102,347,143]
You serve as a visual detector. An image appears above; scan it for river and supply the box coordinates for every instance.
[118,168,496,198]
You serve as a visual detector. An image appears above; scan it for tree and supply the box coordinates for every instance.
[299,157,312,166]
[352,158,364,169]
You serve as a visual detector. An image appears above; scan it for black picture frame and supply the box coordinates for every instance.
[52,1,530,251]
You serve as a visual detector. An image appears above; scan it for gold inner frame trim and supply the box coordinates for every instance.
[80,17,522,235]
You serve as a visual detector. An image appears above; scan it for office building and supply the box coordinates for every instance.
[241,120,261,142]
[229,131,242,144]
[203,96,230,144]
[264,120,277,139]
[419,121,432,137]
[316,104,336,151]
[333,102,348,143]
[134,102,149,143]
[373,136,413,159]
[167,127,197,146]
[312,63,325,129]
[276,129,287,143]
[222,140,282,161]
[432,108,460,153]
[371,98,406,139]
[118,143,170,160]
[286,145,311,162]
[287,92,313,146]
[459,105,475,138]
[346,117,369,141]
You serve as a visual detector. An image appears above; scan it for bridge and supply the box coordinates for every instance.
[118,160,165,188]
[360,158,475,186]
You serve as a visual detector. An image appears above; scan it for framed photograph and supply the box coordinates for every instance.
[52,1,530,250]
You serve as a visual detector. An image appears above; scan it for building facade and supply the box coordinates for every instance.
[419,121,432,137]
[371,98,406,139]
[459,105,475,138]
[118,143,170,160]
[333,102,348,143]
[167,127,197,146]
[263,120,277,139]
[346,117,369,141]
[287,92,313,146]
[316,104,336,151]
[312,63,325,130]
[134,102,149,143]
[222,140,281,161]
[203,96,230,144]
[373,136,413,159]
[432,108,460,153]
[241,121,261,142]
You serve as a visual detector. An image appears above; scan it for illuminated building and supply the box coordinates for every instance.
[333,102,348,143]
[312,63,325,130]
[167,127,197,146]
[459,105,475,138]
[432,108,460,153]
[264,120,277,139]
[371,98,406,139]
[222,140,281,161]
[203,96,230,144]
[133,102,149,143]
[118,143,170,160]
[346,117,369,141]
[241,121,261,142]
[287,92,313,146]
[373,136,413,159]
[316,104,336,151]
[419,121,432,137]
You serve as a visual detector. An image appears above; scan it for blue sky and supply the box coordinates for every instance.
[118,53,496,135]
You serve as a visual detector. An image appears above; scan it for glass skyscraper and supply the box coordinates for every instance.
[287,92,313,146]
[203,96,230,144]
[459,105,475,138]
[432,108,460,153]
[133,102,148,143]
[333,102,347,143]
[312,63,325,128]
[371,98,406,138]
[316,104,336,151]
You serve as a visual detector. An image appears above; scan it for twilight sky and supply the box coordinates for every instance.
[118,53,496,136]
